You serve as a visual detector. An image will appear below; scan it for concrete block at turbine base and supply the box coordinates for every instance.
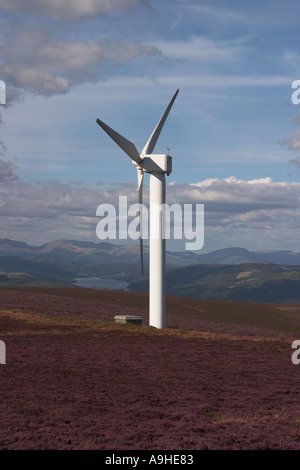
[114,315,143,325]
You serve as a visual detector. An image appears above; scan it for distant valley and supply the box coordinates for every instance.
[1,238,300,303]
[0,238,200,285]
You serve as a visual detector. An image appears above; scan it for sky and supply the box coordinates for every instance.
[1,0,300,253]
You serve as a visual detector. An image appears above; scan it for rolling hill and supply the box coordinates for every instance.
[129,263,300,304]
[0,256,75,287]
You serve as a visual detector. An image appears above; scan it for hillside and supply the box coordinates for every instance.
[195,247,300,265]
[1,287,300,450]
[0,238,201,281]
[1,286,300,334]
[2,239,300,303]
[0,256,75,287]
[129,263,300,304]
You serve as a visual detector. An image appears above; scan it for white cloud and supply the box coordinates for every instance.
[165,178,300,247]
[192,176,273,187]
[0,0,150,21]
[183,2,298,30]
[0,28,160,97]
[182,177,300,208]
[158,74,290,89]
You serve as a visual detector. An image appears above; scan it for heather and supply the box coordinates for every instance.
[0,287,300,450]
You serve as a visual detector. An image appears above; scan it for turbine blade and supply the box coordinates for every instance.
[96,118,142,165]
[137,167,144,275]
[141,89,179,156]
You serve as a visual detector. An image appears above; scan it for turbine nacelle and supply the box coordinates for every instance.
[134,154,172,175]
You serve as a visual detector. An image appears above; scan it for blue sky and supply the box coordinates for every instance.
[1,0,300,253]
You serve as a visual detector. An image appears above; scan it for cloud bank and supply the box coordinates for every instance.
[1,171,300,250]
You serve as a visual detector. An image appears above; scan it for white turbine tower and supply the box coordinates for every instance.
[96,89,179,329]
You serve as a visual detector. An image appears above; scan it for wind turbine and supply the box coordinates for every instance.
[96,89,179,329]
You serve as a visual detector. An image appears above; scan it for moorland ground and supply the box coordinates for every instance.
[0,287,300,450]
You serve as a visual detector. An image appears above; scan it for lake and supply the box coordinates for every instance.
[74,277,129,290]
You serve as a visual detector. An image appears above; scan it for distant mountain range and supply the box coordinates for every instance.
[0,238,200,281]
[0,238,202,286]
[1,239,300,302]
[1,238,300,267]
